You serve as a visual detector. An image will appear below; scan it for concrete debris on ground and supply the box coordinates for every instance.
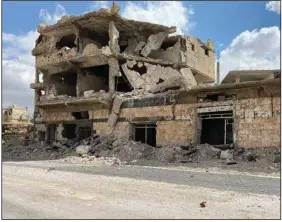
[2,136,280,171]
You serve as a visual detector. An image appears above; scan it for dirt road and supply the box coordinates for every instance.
[2,162,280,219]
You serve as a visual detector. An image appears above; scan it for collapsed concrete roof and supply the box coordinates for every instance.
[37,8,176,39]
[221,69,281,84]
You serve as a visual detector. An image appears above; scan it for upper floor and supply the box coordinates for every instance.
[32,4,215,86]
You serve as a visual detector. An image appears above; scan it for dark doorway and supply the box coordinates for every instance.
[134,124,156,147]
[38,131,46,141]
[201,119,225,145]
[77,126,92,140]
[63,124,76,139]
[47,124,56,143]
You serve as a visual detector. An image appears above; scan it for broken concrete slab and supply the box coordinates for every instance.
[148,76,185,94]
[134,41,146,54]
[124,38,139,54]
[101,46,112,56]
[137,61,143,68]
[121,63,146,89]
[76,145,91,155]
[127,60,137,68]
[149,40,181,63]
[220,150,234,160]
[83,90,95,98]
[141,31,169,57]
[180,67,197,88]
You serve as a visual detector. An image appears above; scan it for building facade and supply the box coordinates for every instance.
[30,5,280,149]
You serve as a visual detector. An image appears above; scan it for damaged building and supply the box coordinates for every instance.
[30,5,280,149]
[2,105,32,138]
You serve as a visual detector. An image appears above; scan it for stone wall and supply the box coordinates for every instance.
[92,104,196,146]
[235,96,280,148]
[38,85,280,149]
[156,120,195,146]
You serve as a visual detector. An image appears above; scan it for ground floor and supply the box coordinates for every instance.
[34,83,281,149]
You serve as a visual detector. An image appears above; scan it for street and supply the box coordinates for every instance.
[2,161,281,219]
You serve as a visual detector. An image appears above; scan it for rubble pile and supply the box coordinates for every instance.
[2,135,280,169]
[2,139,76,161]
[73,134,155,162]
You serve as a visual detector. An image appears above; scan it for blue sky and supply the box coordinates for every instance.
[3,1,280,53]
[2,1,281,112]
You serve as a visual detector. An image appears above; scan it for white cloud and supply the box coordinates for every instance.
[88,1,195,34]
[91,1,111,10]
[266,1,281,14]
[219,26,280,81]
[121,1,195,35]
[39,4,67,24]
[2,4,69,113]
[2,30,39,113]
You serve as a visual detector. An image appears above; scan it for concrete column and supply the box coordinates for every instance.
[109,72,115,92]
[216,61,220,84]
[108,58,120,92]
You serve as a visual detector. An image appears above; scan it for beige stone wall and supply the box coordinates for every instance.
[92,104,197,146]
[41,104,107,122]
[156,120,195,146]
[235,96,280,148]
[39,86,280,149]
[42,111,74,122]
[93,122,131,139]
[155,104,197,146]
[120,106,173,118]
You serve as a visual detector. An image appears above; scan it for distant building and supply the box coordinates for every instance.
[2,105,32,137]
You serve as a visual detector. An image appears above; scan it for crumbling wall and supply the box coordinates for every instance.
[92,122,131,139]
[121,61,188,92]
[78,29,103,54]
[149,38,182,63]
[32,35,56,56]
[47,72,77,97]
[36,47,77,68]
[91,102,197,146]
[183,37,215,82]
[42,111,75,122]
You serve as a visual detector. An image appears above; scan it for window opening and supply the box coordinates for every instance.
[134,124,156,147]
[199,111,233,145]
[72,111,89,120]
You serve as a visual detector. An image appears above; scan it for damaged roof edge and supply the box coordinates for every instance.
[190,78,280,93]
[37,8,175,36]
[221,69,281,84]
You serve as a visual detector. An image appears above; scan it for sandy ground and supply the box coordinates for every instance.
[2,163,280,219]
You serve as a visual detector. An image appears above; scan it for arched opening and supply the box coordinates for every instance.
[56,34,76,50]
